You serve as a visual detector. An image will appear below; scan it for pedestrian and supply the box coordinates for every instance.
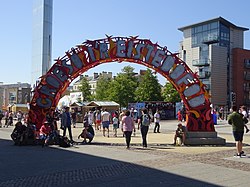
[6,111,13,127]
[181,107,186,122]
[71,109,77,128]
[228,105,246,158]
[239,105,249,133]
[112,113,119,137]
[138,108,151,148]
[177,109,182,122]
[61,107,74,143]
[121,110,135,149]
[0,111,3,128]
[4,110,9,127]
[95,110,101,130]
[101,108,110,137]
[16,110,23,122]
[119,109,126,136]
[88,110,94,127]
[153,110,160,133]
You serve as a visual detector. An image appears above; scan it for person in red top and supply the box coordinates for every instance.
[40,120,52,146]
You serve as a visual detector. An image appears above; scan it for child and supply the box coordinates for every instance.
[113,114,119,137]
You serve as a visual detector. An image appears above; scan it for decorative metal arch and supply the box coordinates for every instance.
[28,36,214,132]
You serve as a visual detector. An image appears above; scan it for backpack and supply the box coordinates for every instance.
[142,114,150,126]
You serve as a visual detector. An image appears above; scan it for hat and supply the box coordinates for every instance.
[178,123,182,126]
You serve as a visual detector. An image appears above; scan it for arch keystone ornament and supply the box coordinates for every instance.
[29,36,218,138]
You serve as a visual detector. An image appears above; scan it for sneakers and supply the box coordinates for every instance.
[241,151,246,157]
[234,151,247,158]
[234,153,241,158]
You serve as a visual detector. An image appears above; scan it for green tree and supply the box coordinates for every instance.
[108,65,138,107]
[95,75,112,101]
[135,69,163,101]
[78,76,92,101]
[162,82,181,102]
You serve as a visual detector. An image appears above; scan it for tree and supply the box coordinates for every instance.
[135,69,163,101]
[162,82,181,103]
[78,76,92,101]
[95,75,112,101]
[108,65,138,107]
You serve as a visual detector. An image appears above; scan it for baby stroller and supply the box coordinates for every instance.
[78,125,95,144]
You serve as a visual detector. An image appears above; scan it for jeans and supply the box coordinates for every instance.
[63,126,73,141]
[140,125,149,147]
[154,122,160,132]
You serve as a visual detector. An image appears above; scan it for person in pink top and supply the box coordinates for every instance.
[40,120,52,146]
[121,110,135,149]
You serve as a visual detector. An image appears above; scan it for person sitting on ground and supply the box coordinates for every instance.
[78,113,89,143]
[11,121,27,145]
[39,120,52,147]
[174,123,186,146]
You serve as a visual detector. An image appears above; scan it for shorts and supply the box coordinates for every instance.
[233,131,244,142]
[113,123,118,129]
[102,121,110,128]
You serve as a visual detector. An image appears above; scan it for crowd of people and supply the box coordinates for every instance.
[0,110,27,128]
[2,104,250,158]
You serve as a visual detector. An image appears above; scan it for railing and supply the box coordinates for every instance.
[192,59,210,66]
[202,35,219,44]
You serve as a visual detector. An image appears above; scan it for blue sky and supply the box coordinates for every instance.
[1,0,250,85]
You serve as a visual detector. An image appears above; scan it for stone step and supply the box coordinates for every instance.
[185,137,226,145]
[186,132,218,138]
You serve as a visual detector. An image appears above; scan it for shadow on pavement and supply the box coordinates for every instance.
[0,138,220,187]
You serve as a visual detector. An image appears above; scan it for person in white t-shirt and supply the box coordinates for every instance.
[240,106,249,133]
[153,110,160,133]
[101,108,111,137]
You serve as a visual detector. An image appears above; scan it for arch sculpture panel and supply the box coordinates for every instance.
[29,36,214,132]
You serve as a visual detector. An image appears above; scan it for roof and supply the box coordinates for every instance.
[12,104,28,108]
[86,101,120,107]
[178,16,249,32]
[70,102,84,107]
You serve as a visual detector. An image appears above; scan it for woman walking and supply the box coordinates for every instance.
[121,110,135,149]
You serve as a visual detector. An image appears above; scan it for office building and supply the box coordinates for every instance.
[178,17,249,109]
[0,82,31,111]
[31,0,53,89]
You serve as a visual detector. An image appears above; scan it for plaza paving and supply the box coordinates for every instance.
[0,119,250,187]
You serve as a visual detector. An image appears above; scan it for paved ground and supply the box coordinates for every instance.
[0,119,250,187]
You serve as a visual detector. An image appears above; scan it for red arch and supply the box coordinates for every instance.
[28,36,214,132]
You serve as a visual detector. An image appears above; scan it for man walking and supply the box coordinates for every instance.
[153,110,160,133]
[101,108,110,137]
[61,107,74,143]
[228,105,246,158]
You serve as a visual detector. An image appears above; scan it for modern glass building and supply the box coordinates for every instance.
[178,17,248,109]
[31,0,53,89]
